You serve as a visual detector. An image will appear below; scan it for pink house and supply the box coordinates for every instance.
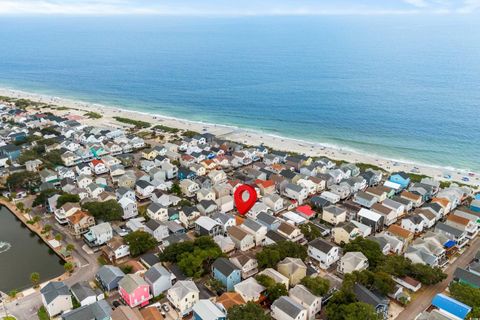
[118,274,151,307]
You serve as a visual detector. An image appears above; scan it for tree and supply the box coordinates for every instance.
[66,244,75,252]
[408,263,447,285]
[33,189,61,207]
[42,224,52,236]
[343,237,385,269]
[255,274,276,288]
[177,246,223,278]
[299,223,322,241]
[16,202,25,212]
[340,302,381,320]
[54,234,63,241]
[300,276,330,296]
[266,283,288,302]
[8,289,18,298]
[343,270,394,296]
[64,262,74,273]
[30,272,40,287]
[124,231,157,257]
[82,200,123,221]
[170,182,182,196]
[56,193,80,207]
[7,171,40,191]
[256,241,307,268]
[449,282,480,318]
[228,302,270,320]
[378,255,411,277]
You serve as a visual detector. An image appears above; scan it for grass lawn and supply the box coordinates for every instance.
[37,306,50,320]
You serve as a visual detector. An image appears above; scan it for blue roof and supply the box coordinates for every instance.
[444,240,457,248]
[475,194,480,200]
[432,294,471,319]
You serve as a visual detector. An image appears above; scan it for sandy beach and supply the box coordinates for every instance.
[1,87,479,188]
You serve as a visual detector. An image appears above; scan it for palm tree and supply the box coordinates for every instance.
[30,272,40,287]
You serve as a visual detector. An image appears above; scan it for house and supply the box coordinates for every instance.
[289,284,322,320]
[353,283,389,320]
[277,222,304,243]
[417,209,437,229]
[308,238,340,269]
[277,257,307,286]
[118,274,151,307]
[353,191,378,208]
[55,202,82,224]
[357,208,384,233]
[111,305,143,320]
[435,222,468,248]
[144,263,172,297]
[145,202,167,222]
[177,206,200,229]
[230,253,258,279]
[25,159,43,172]
[371,203,398,226]
[140,307,164,320]
[454,267,480,289]
[84,222,113,247]
[401,215,425,235]
[144,220,169,242]
[118,197,138,220]
[167,280,200,317]
[135,180,154,198]
[216,195,234,213]
[195,216,223,237]
[382,198,406,218]
[389,172,410,189]
[393,276,422,293]
[262,193,284,213]
[368,235,391,255]
[404,246,439,267]
[446,214,478,239]
[40,281,73,317]
[256,212,281,231]
[67,210,95,236]
[61,300,111,320]
[332,222,361,245]
[192,299,226,320]
[228,225,255,251]
[197,199,218,215]
[337,251,369,274]
[214,235,235,254]
[212,212,236,233]
[234,277,265,302]
[374,233,403,254]
[102,237,130,263]
[216,292,246,310]
[283,183,308,205]
[401,191,423,208]
[322,205,347,225]
[70,282,98,307]
[90,159,108,175]
[431,294,471,320]
[271,296,307,320]
[95,265,125,291]
[240,218,268,246]
[40,168,58,184]
[386,225,414,251]
[212,258,242,291]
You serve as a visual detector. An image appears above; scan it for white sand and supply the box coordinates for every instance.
[1,87,479,189]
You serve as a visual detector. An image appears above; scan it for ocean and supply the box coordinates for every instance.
[0,15,479,171]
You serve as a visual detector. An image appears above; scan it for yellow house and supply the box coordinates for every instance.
[332,221,360,245]
[277,257,307,286]
[141,148,158,160]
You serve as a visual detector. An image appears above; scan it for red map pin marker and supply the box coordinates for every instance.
[234,184,257,215]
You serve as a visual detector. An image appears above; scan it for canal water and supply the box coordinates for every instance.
[0,206,65,293]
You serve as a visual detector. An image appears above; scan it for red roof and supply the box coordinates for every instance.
[91,159,104,166]
[296,205,315,217]
[255,179,274,189]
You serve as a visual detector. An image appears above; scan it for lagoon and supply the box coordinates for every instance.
[0,206,64,293]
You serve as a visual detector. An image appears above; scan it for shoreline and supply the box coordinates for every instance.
[1,86,479,188]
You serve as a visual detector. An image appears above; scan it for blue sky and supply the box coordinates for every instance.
[0,0,479,15]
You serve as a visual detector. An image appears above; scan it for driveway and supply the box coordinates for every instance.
[396,237,480,319]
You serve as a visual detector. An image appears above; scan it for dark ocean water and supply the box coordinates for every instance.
[0,15,479,170]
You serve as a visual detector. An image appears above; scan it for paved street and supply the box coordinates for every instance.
[397,237,480,319]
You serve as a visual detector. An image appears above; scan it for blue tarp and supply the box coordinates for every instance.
[432,294,471,319]
[444,240,457,248]
[475,194,480,200]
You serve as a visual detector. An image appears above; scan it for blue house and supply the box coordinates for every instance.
[0,144,21,161]
[178,167,197,181]
[389,172,411,189]
[211,258,241,291]
[10,132,27,142]
[432,294,471,320]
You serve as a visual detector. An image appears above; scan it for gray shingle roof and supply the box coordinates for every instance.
[272,296,305,318]
[40,281,70,304]
[212,258,239,277]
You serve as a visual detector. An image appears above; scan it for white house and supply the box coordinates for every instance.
[289,284,322,320]
[40,282,73,317]
[308,238,340,270]
[118,197,138,220]
[337,251,369,275]
[271,296,307,320]
[167,280,200,317]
